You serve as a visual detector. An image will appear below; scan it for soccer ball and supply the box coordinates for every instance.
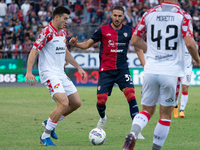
[89,128,106,145]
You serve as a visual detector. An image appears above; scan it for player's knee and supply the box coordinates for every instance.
[124,87,136,102]
[97,93,108,106]
[73,100,82,110]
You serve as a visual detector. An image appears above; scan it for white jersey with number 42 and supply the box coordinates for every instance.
[134,2,193,77]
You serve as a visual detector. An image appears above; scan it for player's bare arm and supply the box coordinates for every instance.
[65,49,87,81]
[184,36,200,67]
[26,48,39,86]
[135,47,145,67]
[131,34,147,53]
[69,37,95,49]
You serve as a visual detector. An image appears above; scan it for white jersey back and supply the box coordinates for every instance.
[134,2,193,77]
[33,22,67,83]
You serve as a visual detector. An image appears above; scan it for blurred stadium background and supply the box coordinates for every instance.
[0,0,200,86]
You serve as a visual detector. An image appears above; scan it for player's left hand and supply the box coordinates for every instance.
[69,36,78,46]
[78,68,87,82]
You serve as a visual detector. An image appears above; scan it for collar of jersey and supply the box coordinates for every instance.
[49,22,59,33]
[162,2,179,7]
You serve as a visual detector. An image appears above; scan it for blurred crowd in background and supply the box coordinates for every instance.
[0,0,200,68]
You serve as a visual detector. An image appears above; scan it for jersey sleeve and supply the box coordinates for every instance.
[134,12,147,39]
[131,28,135,36]
[181,13,193,38]
[33,29,53,51]
[91,27,102,43]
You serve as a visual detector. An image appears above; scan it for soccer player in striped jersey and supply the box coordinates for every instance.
[69,5,145,139]
[26,6,87,146]
[122,0,200,149]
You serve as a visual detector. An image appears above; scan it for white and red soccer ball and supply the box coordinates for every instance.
[89,128,106,145]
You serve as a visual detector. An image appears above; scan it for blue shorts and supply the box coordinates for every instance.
[97,69,134,96]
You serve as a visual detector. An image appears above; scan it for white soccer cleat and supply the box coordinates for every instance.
[137,132,145,140]
[96,115,107,129]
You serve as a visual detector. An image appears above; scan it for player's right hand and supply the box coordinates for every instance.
[69,36,78,46]
[26,73,37,86]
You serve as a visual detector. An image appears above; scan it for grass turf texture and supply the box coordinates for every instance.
[0,86,199,150]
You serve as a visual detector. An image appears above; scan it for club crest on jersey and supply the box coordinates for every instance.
[64,39,66,43]
[123,33,128,37]
[54,83,60,88]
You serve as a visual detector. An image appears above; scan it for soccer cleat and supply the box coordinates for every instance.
[137,132,145,140]
[179,111,185,118]
[96,115,107,129]
[42,120,58,139]
[40,135,57,146]
[122,132,136,150]
[174,105,179,118]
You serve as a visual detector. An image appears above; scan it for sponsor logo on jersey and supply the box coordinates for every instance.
[116,43,126,46]
[110,49,123,52]
[155,54,173,60]
[53,40,59,42]
[106,33,111,36]
[123,32,128,37]
[56,47,65,50]
[108,40,115,47]
[54,83,60,88]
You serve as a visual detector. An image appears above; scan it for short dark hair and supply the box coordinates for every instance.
[53,6,70,18]
[112,5,124,13]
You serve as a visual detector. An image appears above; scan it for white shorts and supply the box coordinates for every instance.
[182,66,192,86]
[43,75,77,98]
[141,73,181,107]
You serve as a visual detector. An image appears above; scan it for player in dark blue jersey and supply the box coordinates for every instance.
[69,5,145,139]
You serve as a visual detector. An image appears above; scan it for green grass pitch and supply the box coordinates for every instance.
[0,86,199,150]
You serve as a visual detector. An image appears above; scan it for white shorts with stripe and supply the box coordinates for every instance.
[43,75,77,98]
[141,73,181,107]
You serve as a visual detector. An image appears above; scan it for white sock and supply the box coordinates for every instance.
[101,115,107,121]
[59,115,66,121]
[42,118,57,139]
[153,119,171,147]
[180,92,188,111]
[130,111,150,138]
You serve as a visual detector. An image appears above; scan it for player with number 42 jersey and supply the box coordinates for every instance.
[134,3,193,78]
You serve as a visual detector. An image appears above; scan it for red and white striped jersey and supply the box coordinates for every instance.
[33,22,67,83]
[134,2,193,77]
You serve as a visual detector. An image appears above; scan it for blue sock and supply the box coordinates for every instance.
[97,104,106,118]
[128,99,139,120]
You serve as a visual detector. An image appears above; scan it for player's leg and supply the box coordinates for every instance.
[123,73,159,149]
[63,91,82,116]
[152,105,174,150]
[122,87,146,139]
[96,71,114,129]
[173,77,182,118]
[41,77,75,146]
[122,87,139,120]
[179,84,189,118]
[117,69,139,120]
[96,93,108,129]
[152,76,179,150]
[179,68,191,118]
[40,92,68,146]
